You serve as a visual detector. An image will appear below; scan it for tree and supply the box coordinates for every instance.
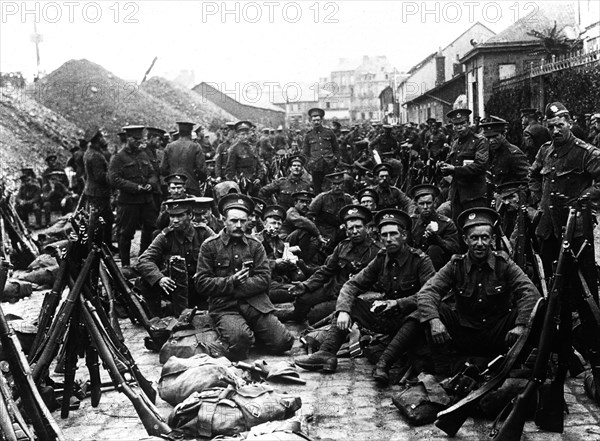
[527,21,583,61]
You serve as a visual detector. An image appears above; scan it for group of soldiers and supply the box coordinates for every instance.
[12,101,600,384]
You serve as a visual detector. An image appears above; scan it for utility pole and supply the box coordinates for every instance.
[30,22,43,80]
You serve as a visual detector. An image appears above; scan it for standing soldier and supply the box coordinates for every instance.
[520,108,551,163]
[482,118,529,189]
[303,108,340,193]
[226,121,264,195]
[439,108,489,222]
[258,154,313,210]
[194,194,294,361]
[408,184,460,270]
[83,128,114,248]
[160,121,207,196]
[273,125,289,152]
[529,102,600,275]
[370,124,398,155]
[15,173,43,228]
[215,122,236,181]
[108,125,159,267]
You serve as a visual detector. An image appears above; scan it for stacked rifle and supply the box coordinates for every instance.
[0,184,40,270]
[21,210,171,437]
[435,198,600,440]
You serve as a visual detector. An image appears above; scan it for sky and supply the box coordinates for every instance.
[0,1,575,88]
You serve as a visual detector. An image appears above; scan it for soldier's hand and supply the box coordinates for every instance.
[371,299,396,316]
[505,324,526,346]
[337,312,352,331]
[158,277,177,294]
[232,267,250,285]
[439,163,455,175]
[288,282,306,296]
[429,318,451,345]
[318,235,328,245]
[253,178,261,186]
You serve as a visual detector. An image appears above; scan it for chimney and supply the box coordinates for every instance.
[435,48,445,86]
[453,54,462,77]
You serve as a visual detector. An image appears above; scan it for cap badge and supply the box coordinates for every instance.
[383,214,393,219]
[238,199,244,204]
[551,105,558,112]
[348,208,358,214]
[456,112,462,118]
[468,213,476,220]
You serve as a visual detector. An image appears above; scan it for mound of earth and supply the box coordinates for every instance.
[0,86,82,187]
[140,77,234,131]
[33,59,192,136]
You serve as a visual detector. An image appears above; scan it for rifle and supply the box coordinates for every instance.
[99,262,124,342]
[513,206,527,270]
[80,297,170,437]
[0,259,65,440]
[490,207,577,440]
[0,216,11,266]
[494,222,513,255]
[434,297,545,436]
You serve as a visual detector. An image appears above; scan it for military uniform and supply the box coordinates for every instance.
[522,121,551,163]
[303,124,339,193]
[108,129,159,266]
[258,174,313,210]
[15,179,42,227]
[292,236,381,322]
[160,137,206,196]
[418,250,539,355]
[308,190,353,245]
[225,142,264,185]
[84,143,114,242]
[446,130,489,220]
[370,131,398,155]
[137,223,206,317]
[214,139,232,180]
[194,228,293,361]
[374,185,416,212]
[410,212,460,270]
[489,137,529,188]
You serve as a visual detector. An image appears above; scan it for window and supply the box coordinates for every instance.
[498,63,516,80]
[326,102,331,109]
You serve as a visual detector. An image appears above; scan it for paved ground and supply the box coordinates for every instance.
[2,225,600,440]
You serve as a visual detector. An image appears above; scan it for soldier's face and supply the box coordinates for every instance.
[463,225,494,261]
[168,183,185,198]
[225,209,248,237]
[294,198,310,214]
[453,121,470,138]
[416,195,434,217]
[360,196,376,211]
[380,224,406,254]
[377,171,391,186]
[238,131,249,141]
[289,161,303,176]
[264,217,282,235]
[345,219,367,244]
[547,116,571,145]
[501,193,520,211]
[330,181,343,194]
[169,212,191,231]
[311,115,322,128]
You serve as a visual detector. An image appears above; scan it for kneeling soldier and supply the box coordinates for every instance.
[195,194,294,361]
[295,209,435,384]
[417,208,539,360]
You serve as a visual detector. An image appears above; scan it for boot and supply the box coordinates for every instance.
[295,326,346,373]
[373,319,420,385]
[118,238,131,267]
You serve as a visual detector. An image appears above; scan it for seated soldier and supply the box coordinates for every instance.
[495,181,532,241]
[191,196,223,233]
[248,197,266,234]
[41,171,74,226]
[156,173,189,231]
[281,191,326,266]
[295,209,435,385]
[254,205,307,303]
[15,172,42,228]
[136,199,205,317]
[194,194,294,361]
[284,205,381,325]
[358,187,380,244]
[408,184,460,270]
[417,208,540,368]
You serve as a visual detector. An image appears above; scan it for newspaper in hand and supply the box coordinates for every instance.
[282,242,298,263]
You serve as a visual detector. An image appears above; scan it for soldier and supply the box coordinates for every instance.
[520,108,551,163]
[226,121,264,195]
[529,102,600,275]
[83,128,113,246]
[15,173,42,228]
[258,128,275,166]
[295,209,435,384]
[136,199,205,317]
[303,108,340,193]
[41,171,73,224]
[108,125,159,267]
[482,118,529,189]
[281,191,325,264]
[408,184,460,270]
[358,187,378,212]
[308,171,354,250]
[160,121,207,196]
[191,196,223,233]
[496,181,530,240]
[156,174,190,231]
[417,208,539,360]
[67,138,87,194]
[424,121,448,162]
[42,154,67,187]
[372,163,415,212]
[285,205,381,324]
[194,194,294,361]
[214,122,236,181]
[258,154,313,210]
[439,108,489,222]
[370,124,398,156]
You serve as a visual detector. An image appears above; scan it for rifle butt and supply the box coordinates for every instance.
[491,382,536,441]
[85,344,102,407]
[434,405,471,437]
